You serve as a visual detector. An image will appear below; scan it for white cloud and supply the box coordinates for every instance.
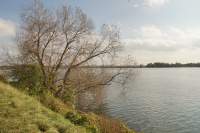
[129,0,170,8]
[0,18,16,37]
[121,25,200,63]
[143,0,169,8]
[123,25,200,52]
[0,18,16,62]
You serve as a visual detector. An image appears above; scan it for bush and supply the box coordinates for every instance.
[10,64,43,95]
[65,112,89,126]
[38,92,72,115]
[0,74,7,83]
[58,87,76,105]
[64,111,99,133]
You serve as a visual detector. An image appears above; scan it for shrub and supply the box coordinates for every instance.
[0,74,7,83]
[65,112,89,126]
[55,86,76,106]
[38,92,72,115]
[10,64,43,95]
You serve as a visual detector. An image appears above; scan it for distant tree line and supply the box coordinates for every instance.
[2,62,200,69]
[145,62,200,68]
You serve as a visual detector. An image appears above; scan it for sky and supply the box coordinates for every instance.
[1,0,200,64]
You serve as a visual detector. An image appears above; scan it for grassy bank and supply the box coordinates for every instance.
[0,82,135,133]
[0,82,95,133]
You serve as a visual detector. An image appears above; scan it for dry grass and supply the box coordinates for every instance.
[82,113,136,133]
[97,116,133,133]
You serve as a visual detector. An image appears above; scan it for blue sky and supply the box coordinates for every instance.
[1,0,200,64]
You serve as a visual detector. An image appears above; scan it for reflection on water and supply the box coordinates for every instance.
[78,68,200,133]
[77,86,106,113]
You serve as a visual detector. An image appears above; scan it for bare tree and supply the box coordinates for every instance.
[17,0,132,99]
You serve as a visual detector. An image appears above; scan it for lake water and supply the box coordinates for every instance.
[89,68,200,133]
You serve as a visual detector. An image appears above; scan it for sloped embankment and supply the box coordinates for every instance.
[0,82,94,133]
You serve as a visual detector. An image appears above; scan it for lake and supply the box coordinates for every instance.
[80,68,200,133]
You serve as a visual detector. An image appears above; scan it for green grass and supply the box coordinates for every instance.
[0,82,95,133]
[0,81,136,133]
